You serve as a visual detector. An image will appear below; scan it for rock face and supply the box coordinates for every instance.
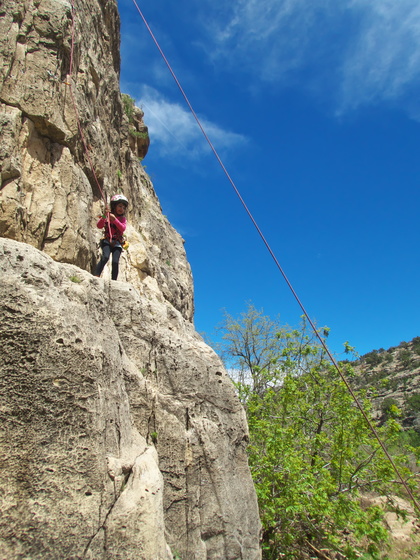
[0,1,261,559]
[0,239,260,560]
[0,0,192,321]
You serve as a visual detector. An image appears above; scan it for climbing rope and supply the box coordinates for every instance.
[67,0,112,241]
[130,0,420,513]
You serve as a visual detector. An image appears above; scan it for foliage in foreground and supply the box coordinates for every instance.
[217,304,419,560]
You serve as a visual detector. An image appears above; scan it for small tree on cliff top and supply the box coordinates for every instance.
[217,304,418,560]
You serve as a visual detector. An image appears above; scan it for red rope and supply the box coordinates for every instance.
[67,0,112,239]
[130,0,420,513]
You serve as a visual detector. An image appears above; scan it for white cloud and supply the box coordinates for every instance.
[198,0,420,116]
[199,0,346,78]
[136,85,247,160]
[337,0,420,113]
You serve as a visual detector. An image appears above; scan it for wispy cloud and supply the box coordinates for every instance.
[198,0,420,117]
[136,85,248,160]
[337,0,420,115]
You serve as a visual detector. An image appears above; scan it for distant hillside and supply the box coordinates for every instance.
[351,337,420,440]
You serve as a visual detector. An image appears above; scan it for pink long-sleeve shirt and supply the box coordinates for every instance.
[97,215,127,243]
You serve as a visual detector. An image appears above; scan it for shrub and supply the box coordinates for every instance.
[381,397,400,419]
[406,393,420,413]
[398,349,412,368]
[412,341,420,356]
[122,93,136,122]
[363,350,383,368]
[129,128,149,139]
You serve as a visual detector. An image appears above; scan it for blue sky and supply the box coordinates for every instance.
[117,0,420,359]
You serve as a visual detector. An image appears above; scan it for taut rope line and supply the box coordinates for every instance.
[130,0,420,512]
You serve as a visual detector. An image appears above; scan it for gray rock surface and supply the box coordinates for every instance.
[0,238,261,559]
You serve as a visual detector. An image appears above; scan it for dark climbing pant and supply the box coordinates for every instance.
[94,241,122,280]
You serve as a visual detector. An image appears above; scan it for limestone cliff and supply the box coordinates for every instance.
[0,1,262,558]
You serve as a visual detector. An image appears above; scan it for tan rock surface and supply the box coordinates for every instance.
[0,238,261,559]
[0,0,193,320]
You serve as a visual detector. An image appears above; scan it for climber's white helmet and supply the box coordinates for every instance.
[110,194,129,207]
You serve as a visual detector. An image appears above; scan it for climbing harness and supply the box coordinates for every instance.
[130,0,420,513]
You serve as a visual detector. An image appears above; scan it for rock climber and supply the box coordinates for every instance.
[94,194,128,281]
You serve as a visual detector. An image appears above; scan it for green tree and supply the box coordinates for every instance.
[217,305,417,560]
[217,304,329,401]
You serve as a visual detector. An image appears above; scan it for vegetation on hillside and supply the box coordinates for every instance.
[215,304,420,560]
[352,338,420,448]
